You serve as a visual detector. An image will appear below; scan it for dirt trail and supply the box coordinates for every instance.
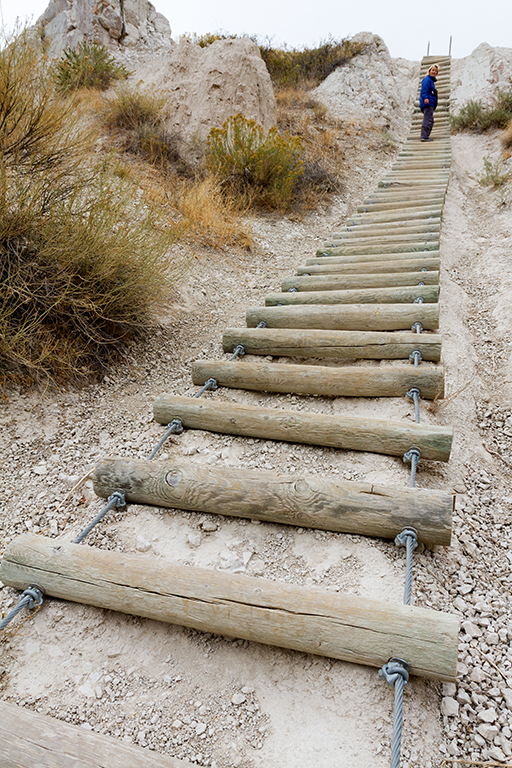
[1,84,512,768]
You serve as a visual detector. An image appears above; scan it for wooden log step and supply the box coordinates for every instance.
[281,272,439,292]
[346,209,442,226]
[333,222,441,237]
[245,304,439,331]
[358,198,444,213]
[321,241,439,257]
[191,359,445,400]
[0,700,191,768]
[94,455,452,544]
[348,208,442,225]
[308,251,439,265]
[222,327,442,363]
[265,284,439,305]
[0,533,459,680]
[153,394,452,461]
[299,258,439,276]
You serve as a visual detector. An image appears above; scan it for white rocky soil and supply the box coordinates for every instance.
[1,40,512,768]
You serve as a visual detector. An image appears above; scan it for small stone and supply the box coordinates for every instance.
[441,697,459,717]
[171,720,183,729]
[201,520,218,532]
[241,686,255,694]
[231,693,246,705]
[442,683,457,697]
[195,723,206,735]
[478,708,497,723]
[477,723,500,741]
[78,683,95,698]
[135,535,151,552]
[469,667,485,683]
[503,688,512,710]
[487,746,507,762]
[187,532,202,548]
[461,620,482,638]
[457,689,472,705]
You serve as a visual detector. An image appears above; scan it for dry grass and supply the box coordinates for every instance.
[275,87,344,211]
[501,118,512,150]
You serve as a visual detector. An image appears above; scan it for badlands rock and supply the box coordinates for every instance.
[451,43,512,111]
[141,38,277,143]
[313,32,419,137]
[35,0,172,57]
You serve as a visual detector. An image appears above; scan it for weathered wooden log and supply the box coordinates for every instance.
[324,233,440,250]
[307,251,439,265]
[298,258,440,275]
[265,285,440,306]
[0,700,191,768]
[191,359,445,399]
[331,222,441,238]
[281,271,439,292]
[93,456,453,544]
[358,199,444,213]
[0,534,459,680]
[223,327,442,362]
[347,207,442,224]
[153,394,452,460]
[322,242,439,256]
[245,304,439,331]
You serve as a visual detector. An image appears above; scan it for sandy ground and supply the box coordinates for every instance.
[1,69,512,767]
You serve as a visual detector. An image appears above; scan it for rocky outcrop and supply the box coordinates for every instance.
[313,32,419,139]
[35,0,172,57]
[451,43,512,111]
[138,38,277,143]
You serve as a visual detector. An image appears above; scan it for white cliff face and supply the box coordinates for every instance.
[451,43,512,111]
[136,37,277,143]
[313,32,420,139]
[35,0,172,56]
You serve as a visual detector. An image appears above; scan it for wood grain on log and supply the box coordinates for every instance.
[245,304,439,331]
[0,534,459,680]
[153,395,453,461]
[93,456,453,544]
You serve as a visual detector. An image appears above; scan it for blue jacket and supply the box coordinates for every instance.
[419,75,438,111]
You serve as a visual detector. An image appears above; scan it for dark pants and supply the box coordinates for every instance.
[421,106,435,139]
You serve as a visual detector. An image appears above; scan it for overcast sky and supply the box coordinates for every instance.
[1,0,511,61]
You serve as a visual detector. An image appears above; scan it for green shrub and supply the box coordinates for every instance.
[54,40,131,94]
[501,118,512,150]
[0,33,180,389]
[477,156,511,188]
[205,113,303,209]
[259,38,367,89]
[451,91,512,133]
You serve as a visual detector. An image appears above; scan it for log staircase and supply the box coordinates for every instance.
[0,55,458,767]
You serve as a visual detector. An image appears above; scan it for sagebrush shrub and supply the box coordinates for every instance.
[451,92,512,133]
[0,34,180,388]
[54,40,130,93]
[206,113,303,208]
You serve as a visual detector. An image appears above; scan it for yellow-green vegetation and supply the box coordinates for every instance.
[258,37,367,90]
[54,40,130,93]
[206,113,303,209]
[0,33,179,389]
[451,92,512,133]
[477,156,511,188]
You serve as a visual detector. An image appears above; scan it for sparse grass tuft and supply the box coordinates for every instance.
[102,86,193,174]
[477,156,511,188]
[451,91,512,133]
[54,40,131,94]
[206,113,304,209]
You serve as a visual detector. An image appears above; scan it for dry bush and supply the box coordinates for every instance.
[0,33,181,389]
[501,118,512,150]
[102,86,194,175]
[275,88,343,210]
